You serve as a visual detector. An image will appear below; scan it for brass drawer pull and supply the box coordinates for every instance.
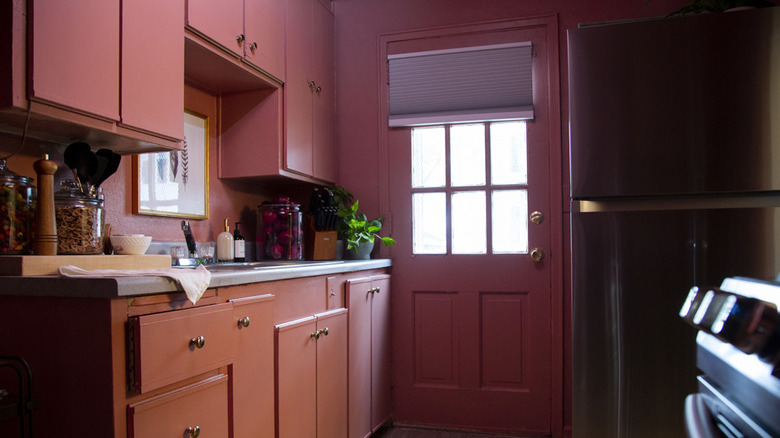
[190,336,205,349]
[238,316,251,328]
[186,425,201,437]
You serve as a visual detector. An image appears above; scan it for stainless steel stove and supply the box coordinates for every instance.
[681,277,780,437]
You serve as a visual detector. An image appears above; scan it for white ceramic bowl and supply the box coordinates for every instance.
[110,234,152,255]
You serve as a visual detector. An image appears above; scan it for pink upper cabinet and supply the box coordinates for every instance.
[121,0,184,140]
[30,0,120,121]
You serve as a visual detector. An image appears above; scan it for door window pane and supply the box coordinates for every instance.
[412,126,446,188]
[413,192,446,254]
[492,190,528,254]
[450,124,485,187]
[452,191,486,254]
[490,121,527,185]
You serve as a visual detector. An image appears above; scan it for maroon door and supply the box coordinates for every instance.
[383,19,558,435]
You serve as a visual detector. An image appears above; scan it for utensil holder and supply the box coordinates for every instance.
[304,214,337,260]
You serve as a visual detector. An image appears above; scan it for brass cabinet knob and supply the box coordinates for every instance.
[190,336,205,349]
[311,331,320,340]
[308,81,316,89]
[186,426,200,437]
[321,327,329,336]
[530,248,545,263]
[236,34,245,43]
[250,42,258,51]
[238,316,251,328]
[315,86,322,94]
[374,287,380,294]
[530,211,544,225]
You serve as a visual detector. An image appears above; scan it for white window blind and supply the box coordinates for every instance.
[388,42,533,127]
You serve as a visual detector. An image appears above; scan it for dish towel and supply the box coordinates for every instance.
[58,264,212,304]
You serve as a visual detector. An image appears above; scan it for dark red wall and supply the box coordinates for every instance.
[331,0,683,434]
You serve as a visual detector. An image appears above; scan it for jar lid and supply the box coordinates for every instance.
[55,179,103,207]
[258,203,301,210]
[0,159,34,186]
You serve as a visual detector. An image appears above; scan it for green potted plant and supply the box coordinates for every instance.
[667,0,774,15]
[331,186,395,259]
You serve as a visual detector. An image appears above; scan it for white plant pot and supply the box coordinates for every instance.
[348,240,374,260]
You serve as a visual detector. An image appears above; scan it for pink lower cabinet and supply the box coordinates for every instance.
[127,294,276,437]
[347,275,392,438]
[127,374,229,438]
[275,308,348,438]
[230,294,276,437]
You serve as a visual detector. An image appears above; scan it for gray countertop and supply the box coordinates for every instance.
[0,259,392,299]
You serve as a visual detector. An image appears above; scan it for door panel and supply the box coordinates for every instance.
[30,0,119,120]
[275,316,317,438]
[371,276,392,430]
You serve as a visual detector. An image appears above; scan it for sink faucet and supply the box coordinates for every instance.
[181,220,197,257]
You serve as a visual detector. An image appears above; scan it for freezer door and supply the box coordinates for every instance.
[568,7,780,198]
[571,205,780,438]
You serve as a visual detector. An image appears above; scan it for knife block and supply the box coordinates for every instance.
[304,215,338,260]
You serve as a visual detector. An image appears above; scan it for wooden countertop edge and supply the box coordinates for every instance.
[0,259,392,298]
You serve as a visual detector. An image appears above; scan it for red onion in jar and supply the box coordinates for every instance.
[257,202,303,260]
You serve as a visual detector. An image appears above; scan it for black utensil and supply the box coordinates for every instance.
[63,142,91,192]
[94,149,121,188]
[74,149,98,191]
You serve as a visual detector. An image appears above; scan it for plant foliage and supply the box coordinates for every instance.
[668,0,774,15]
[336,199,396,250]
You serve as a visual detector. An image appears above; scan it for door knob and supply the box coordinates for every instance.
[530,248,545,263]
[530,211,544,225]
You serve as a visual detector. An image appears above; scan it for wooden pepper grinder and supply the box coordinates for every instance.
[33,154,58,255]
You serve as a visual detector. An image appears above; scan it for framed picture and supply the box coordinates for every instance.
[132,110,209,219]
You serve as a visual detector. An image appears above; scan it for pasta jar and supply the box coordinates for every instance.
[0,159,36,254]
[54,180,104,255]
[257,203,303,260]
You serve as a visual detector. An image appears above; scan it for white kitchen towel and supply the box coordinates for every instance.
[58,264,212,304]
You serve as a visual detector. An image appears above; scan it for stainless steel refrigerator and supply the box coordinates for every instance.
[568,7,780,437]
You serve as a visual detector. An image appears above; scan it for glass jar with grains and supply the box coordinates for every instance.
[0,159,36,254]
[54,179,104,254]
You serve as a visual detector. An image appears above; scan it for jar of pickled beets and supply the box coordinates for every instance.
[0,159,36,254]
[257,200,303,260]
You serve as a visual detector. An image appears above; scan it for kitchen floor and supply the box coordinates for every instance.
[372,426,534,437]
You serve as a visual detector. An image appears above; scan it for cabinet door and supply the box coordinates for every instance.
[231,294,275,438]
[30,0,119,121]
[245,0,286,80]
[347,278,373,438]
[284,0,315,176]
[316,309,348,438]
[121,0,184,140]
[276,316,318,438]
[128,374,229,438]
[370,276,392,431]
[187,0,244,54]
[311,1,336,182]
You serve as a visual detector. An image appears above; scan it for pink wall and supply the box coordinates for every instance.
[331,0,682,434]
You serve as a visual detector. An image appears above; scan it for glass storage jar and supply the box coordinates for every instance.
[54,179,104,255]
[0,159,36,254]
[257,203,303,260]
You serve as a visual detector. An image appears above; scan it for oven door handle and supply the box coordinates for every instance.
[685,394,721,438]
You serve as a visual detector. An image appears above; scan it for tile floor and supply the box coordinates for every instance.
[372,425,536,438]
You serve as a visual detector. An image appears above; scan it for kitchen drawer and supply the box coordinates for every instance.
[128,303,234,393]
[127,374,229,438]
